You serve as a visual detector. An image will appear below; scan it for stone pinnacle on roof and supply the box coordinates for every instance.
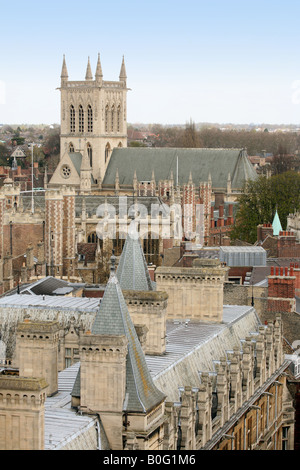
[91,250,165,413]
[61,54,68,80]
[116,223,154,291]
[95,53,103,79]
[119,55,127,82]
[85,57,93,81]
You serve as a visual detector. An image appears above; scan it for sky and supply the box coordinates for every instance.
[1,0,300,125]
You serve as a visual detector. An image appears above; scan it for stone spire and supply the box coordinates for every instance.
[95,53,103,84]
[116,224,154,291]
[61,54,68,82]
[85,57,93,81]
[91,250,165,413]
[119,55,127,85]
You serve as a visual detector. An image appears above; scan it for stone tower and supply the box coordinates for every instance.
[59,54,128,182]
[16,320,60,397]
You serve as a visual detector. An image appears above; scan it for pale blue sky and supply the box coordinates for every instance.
[1,0,300,125]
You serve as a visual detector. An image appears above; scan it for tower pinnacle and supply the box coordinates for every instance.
[95,53,103,82]
[61,54,68,81]
[85,57,93,81]
[119,55,127,84]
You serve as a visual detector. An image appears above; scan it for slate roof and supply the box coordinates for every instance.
[73,257,165,413]
[116,229,154,291]
[74,195,168,218]
[102,147,257,189]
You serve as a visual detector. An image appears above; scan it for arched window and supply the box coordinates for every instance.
[105,142,111,163]
[87,142,92,167]
[70,105,75,133]
[69,142,75,153]
[117,105,121,132]
[105,105,109,133]
[111,105,115,132]
[79,105,84,133]
[87,232,97,243]
[87,105,93,132]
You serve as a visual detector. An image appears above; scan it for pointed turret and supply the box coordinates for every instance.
[91,251,165,413]
[85,56,93,81]
[95,53,103,85]
[272,209,283,236]
[188,170,193,185]
[116,224,154,291]
[119,55,127,85]
[61,54,68,84]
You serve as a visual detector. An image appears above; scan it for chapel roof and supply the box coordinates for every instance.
[102,147,257,189]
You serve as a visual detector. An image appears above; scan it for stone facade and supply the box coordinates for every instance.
[155,259,228,322]
[0,375,48,450]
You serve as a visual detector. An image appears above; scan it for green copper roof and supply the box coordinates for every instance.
[91,256,165,413]
[103,147,257,189]
[116,228,154,291]
[272,210,283,236]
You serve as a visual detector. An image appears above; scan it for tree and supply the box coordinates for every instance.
[177,120,202,148]
[0,143,10,165]
[230,172,300,244]
[43,129,60,156]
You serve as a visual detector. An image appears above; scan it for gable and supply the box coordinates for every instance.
[48,152,82,186]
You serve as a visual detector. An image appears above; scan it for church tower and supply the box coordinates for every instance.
[59,54,128,182]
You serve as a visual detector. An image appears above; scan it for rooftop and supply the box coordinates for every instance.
[42,303,261,449]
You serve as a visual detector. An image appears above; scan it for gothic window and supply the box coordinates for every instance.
[69,142,74,153]
[105,142,111,163]
[117,105,121,132]
[87,232,97,243]
[79,105,84,133]
[105,105,109,133]
[111,105,115,132]
[70,105,75,133]
[87,142,92,167]
[87,105,93,132]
